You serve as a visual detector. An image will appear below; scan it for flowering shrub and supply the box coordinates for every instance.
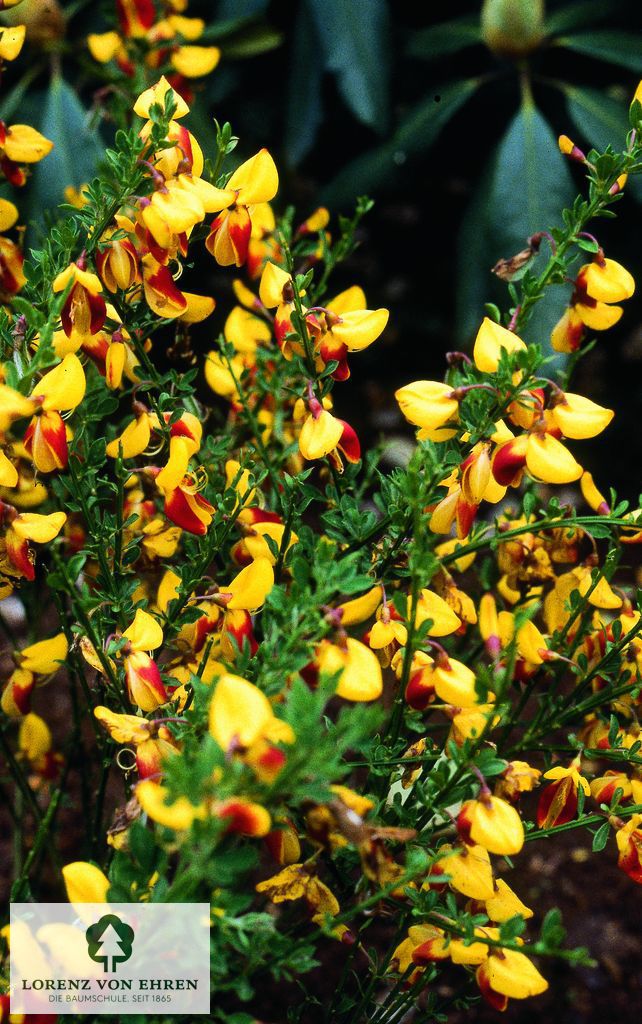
[1,5,642,1023]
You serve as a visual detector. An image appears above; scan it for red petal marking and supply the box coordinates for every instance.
[243,508,283,525]
[223,610,258,656]
[125,652,168,709]
[476,963,509,1012]
[405,670,435,711]
[5,530,34,580]
[136,739,163,780]
[87,289,107,334]
[411,940,449,964]
[228,207,252,267]
[492,439,527,487]
[618,831,642,884]
[145,263,188,310]
[337,420,361,463]
[536,777,578,828]
[12,674,35,715]
[164,486,213,536]
[1,157,26,187]
[218,800,265,836]
[456,499,479,539]
[456,802,475,846]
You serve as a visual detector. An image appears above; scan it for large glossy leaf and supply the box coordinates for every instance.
[321,78,479,208]
[456,100,575,342]
[285,3,324,166]
[555,30,642,72]
[305,0,389,131]
[28,74,103,220]
[407,16,482,60]
[545,0,624,35]
[565,85,629,151]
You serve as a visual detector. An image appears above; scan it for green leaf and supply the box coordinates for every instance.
[285,3,324,165]
[564,85,629,151]
[407,16,482,60]
[591,820,611,853]
[221,22,283,58]
[545,0,624,35]
[456,100,575,341]
[28,74,103,219]
[305,0,390,130]
[321,78,479,207]
[555,30,642,72]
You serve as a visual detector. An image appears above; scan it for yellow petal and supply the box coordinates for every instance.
[4,123,53,163]
[87,30,121,63]
[317,638,383,701]
[0,196,18,231]
[32,353,86,412]
[473,317,526,372]
[19,712,50,760]
[133,76,189,118]
[19,632,68,674]
[525,433,582,484]
[209,673,273,749]
[331,308,389,352]
[123,608,164,652]
[299,410,343,460]
[337,586,382,626]
[485,949,548,998]
[0,24,25,61]
[485,879,533,922]
[414,589,461,636]
[171,45,220,77]
[582,257,635,303]
[12,511,66,543]
[552,392,613,440]
[395,380,458,430]
[227,148,279,206]
[136,780,204,831]
[259,261,291,308]
[225,557,274,611]
[62,862,110,903]
[178,291,216,323]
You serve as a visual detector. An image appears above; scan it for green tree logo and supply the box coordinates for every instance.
[85,914,135,972]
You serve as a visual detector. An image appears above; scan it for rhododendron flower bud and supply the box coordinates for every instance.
[473,317,526,372]
[458,795,524,854]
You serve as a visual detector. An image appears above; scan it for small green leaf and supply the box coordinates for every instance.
[407,16,482,60]
[592,820,611,853]
[556,30,642,72]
